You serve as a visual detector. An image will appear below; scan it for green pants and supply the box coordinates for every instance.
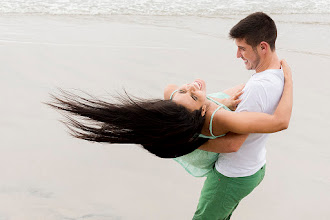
[193,165,266,220]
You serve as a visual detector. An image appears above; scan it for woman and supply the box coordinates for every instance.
[49,60,292,165]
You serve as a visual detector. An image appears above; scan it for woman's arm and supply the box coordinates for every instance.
[213,59,293,134]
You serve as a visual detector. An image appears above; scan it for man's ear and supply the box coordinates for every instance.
[260,41,269,54]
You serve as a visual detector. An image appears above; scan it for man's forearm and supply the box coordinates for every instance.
[199,132,249,153]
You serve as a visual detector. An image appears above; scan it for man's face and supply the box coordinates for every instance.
[235,38,261,70]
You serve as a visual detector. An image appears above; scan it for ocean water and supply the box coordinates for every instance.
[1,0,330,58]
[1,0,330,16]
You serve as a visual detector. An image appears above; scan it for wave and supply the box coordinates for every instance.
[1,0,329,16]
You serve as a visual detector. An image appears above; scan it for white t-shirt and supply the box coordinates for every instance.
[215,69,284,177]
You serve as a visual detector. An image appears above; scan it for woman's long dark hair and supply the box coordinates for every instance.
[48,90,207,158]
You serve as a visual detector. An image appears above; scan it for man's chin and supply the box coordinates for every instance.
[244,63,252,70]
[244,62,256,70]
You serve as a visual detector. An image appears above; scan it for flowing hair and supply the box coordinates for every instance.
[47,90,207,158]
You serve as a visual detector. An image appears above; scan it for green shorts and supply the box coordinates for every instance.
[193,165,266,220]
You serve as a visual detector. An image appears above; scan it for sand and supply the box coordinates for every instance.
[0,14,329,219]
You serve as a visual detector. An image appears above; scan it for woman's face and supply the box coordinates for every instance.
[171,79,207,114]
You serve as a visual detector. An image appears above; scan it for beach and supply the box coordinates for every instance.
[1,10,330,220]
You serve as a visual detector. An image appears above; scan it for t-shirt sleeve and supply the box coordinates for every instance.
[235,80,267,113]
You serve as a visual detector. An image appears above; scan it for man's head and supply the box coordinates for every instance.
[229,12,277,71]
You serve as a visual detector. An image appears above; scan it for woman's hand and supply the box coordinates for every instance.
[223,89,243,111]
[281,59,292,83]
[222,84,245,97]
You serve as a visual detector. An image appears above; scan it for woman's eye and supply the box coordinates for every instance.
[179,90,185,93]
[192,95,198,101]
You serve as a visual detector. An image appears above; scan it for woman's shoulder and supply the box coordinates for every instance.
[164,84,178,100]
[202,104,229,137]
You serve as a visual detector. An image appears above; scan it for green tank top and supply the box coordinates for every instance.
[173,92,231,177]
[199,93,231,139]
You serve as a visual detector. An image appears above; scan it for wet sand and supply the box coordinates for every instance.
[0,15,329,219]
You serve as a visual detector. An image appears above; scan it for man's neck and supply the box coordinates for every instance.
[255,52,280,73]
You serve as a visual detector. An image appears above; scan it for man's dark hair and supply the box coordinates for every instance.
[229,12,277,51]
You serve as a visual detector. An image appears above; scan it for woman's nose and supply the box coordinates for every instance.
[186,84,195,91]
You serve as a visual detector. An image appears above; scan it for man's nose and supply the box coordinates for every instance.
[236,48,242,58]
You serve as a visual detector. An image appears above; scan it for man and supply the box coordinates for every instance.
[193,12,284,219]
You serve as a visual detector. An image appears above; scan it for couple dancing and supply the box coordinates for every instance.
[50,12,292,219]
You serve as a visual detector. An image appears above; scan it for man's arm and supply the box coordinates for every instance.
[199,132,249,153]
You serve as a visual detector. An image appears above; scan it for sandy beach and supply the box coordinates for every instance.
[1,13,330,220]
